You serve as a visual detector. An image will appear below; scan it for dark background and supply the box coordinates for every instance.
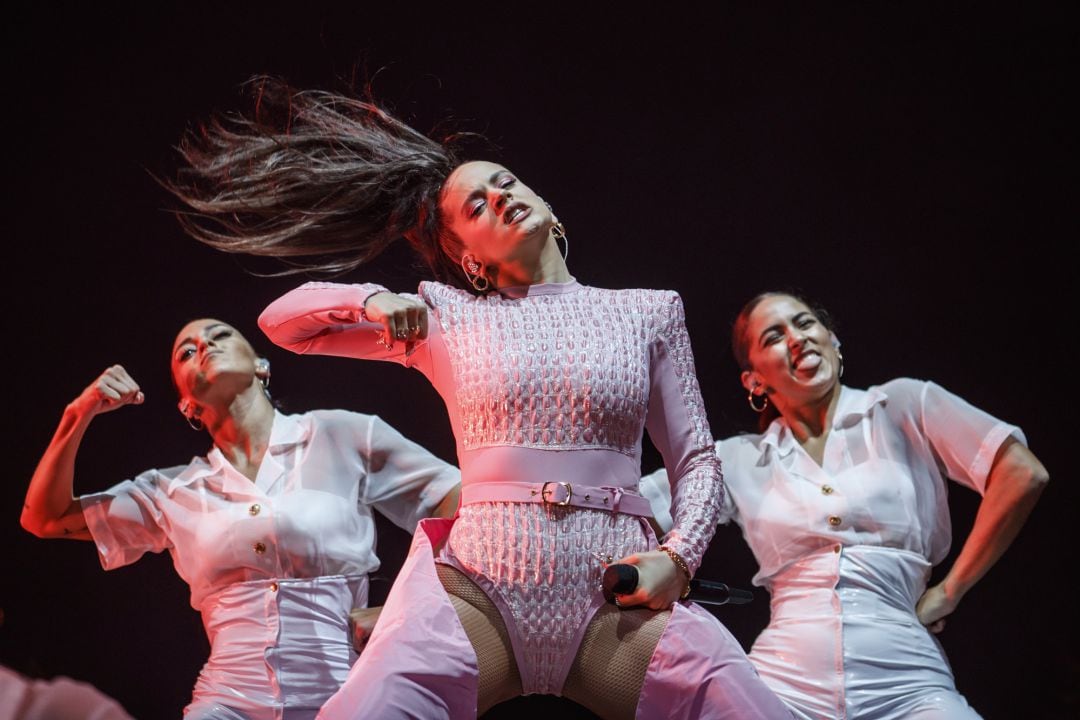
[3,3,1075,718]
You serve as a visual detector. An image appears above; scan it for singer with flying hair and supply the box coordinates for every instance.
[166,76,793,719]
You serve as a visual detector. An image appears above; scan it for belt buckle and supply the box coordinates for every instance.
[541,481,573,507]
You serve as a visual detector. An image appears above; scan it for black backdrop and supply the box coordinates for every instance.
[4,4,1075,718]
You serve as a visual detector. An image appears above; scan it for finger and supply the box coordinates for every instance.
[417,306,429,339]
[101,376,140,404]
[110,364,138,386]
[95,379,124,403]
[382,317,397,349]
[415,306,430,339]
[406,306,425,337]
[393,311,411,341]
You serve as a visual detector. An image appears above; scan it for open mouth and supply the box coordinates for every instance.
[504,201,531,224]
[792,350,820,371]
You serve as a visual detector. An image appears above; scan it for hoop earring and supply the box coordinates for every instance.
[179,399,204,431]
[836,350,844,379]
[461,256,490,293]
[256,358,271,390]
[552,221,568,261]
[748,390,768,413]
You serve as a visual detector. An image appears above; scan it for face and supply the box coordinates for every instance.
[439,160,555,267]
[740,295,841,407]
[172,319,263,407]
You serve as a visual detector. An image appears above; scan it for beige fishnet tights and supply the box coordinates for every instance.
[437,564,669,720]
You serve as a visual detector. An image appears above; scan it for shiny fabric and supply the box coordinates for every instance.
[448,503,649,694]
[642,380,1022,719]
[318,518,792,720]
[79,411,459,718]
[752,546,980,720]
[260,280,790,718]
[258,278,723,572]
[185,575,366,719]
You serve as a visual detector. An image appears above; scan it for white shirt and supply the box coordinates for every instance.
[80,409,460,610]
[642,379,1024,587]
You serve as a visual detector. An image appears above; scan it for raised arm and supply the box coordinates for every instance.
[258,281,433,365]
[21,366,145,540]
[917,436,1049,631]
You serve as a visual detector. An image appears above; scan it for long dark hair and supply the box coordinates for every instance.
[165,75,478,288]
[730,291,837,432]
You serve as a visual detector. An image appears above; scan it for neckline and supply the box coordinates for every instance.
[496,277,581,299]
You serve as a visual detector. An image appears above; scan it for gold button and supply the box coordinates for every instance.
[821,485,834,495]
[254,542,267,554]
[827,515,842,527]
[249,503,261,516]
[833,544,841,553]
[270,582,279,592]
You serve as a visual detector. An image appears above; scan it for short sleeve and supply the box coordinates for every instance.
[891,378,1027,495]
[79,470,173,570]
[358,415,460,532]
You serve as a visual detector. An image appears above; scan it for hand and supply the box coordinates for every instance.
[72,365,144,418]
[363,292,429,351]
[609,550,685,611]
[348,606,383,653]
[916,582,958,634]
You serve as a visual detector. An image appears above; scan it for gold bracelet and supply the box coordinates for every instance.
[659,545,692,599]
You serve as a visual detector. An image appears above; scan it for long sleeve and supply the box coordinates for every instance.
[643,292,722,575]
[258,281,432,370]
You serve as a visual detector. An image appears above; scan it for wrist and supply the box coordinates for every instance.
[659,545,692,599]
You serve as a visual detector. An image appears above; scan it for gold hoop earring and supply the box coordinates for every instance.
[461,256,490,293]
[748,390,768,413]
[836,350,844,379]
[552,221,568,261]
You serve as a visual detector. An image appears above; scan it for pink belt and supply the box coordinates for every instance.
[461,481,653,516]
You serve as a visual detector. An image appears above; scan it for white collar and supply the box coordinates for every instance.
[166,410,310,495]
[759,385,887,458]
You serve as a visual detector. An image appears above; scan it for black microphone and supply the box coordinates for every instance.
[601,563,754,607]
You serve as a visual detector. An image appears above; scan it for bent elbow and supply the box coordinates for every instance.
[20,510,50,539]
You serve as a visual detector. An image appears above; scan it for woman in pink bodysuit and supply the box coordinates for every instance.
[168,77,792,720]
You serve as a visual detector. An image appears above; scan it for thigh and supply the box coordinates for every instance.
[900,694,983,720]
[436,564,523,715]
[562,604,670,720]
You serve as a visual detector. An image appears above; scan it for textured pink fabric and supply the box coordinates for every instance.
[261,280,788,716]
[449,503,649,695]
[258,278,722,573]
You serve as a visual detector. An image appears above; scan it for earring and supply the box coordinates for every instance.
[461,255,490,293]
[748,390,769,413]
[552,221,568,261]
[836,350,844,379]
[180,401,204,431]
[256,358,271,390]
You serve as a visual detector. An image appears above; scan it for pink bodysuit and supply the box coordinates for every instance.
[258,278,792,719]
